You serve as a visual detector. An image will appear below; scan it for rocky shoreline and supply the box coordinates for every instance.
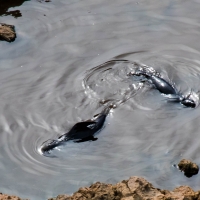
[1,176,200,200]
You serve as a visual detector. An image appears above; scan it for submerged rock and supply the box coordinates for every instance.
[178,159,199,178]
[0,23,16,42]
[49,176,200,200]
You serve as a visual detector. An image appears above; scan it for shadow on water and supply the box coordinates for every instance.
[0,0,30,18]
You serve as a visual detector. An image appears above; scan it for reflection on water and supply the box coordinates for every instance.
[1,0,200,199]
[0,0,30,17]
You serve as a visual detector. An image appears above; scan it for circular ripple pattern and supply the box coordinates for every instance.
[83,59,142,107]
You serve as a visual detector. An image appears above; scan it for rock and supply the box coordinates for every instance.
[49,176,200,200]
[178,159,199,177]
[0,0,26,17]
[0,23,16,42]
[0,0,27,18]
[1,176,200,200]
[0,192,28,200]
[48,195,71,200]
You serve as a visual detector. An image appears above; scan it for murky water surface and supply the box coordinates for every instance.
[1,0,200,199]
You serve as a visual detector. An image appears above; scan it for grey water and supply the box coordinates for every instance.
[1,0,200,199]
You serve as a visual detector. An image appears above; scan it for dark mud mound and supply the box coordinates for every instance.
[0,0,29,18]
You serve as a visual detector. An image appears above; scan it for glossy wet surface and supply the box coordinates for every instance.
[1,0,200,199]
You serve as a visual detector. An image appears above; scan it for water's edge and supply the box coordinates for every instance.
[1,175,200,200]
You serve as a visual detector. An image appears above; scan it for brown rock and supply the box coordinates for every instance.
[178,159,199,177]
[49,176,200,200]
[48,195,71,200]
[2,176,200,200]
[0,23,16,42]
[0,193,28,200]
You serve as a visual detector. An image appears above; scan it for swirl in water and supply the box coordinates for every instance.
[83,59,143,107]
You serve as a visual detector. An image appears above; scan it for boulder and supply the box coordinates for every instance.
[0,192,28,200]
[0,23,16,42]
[178,159,199,177]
